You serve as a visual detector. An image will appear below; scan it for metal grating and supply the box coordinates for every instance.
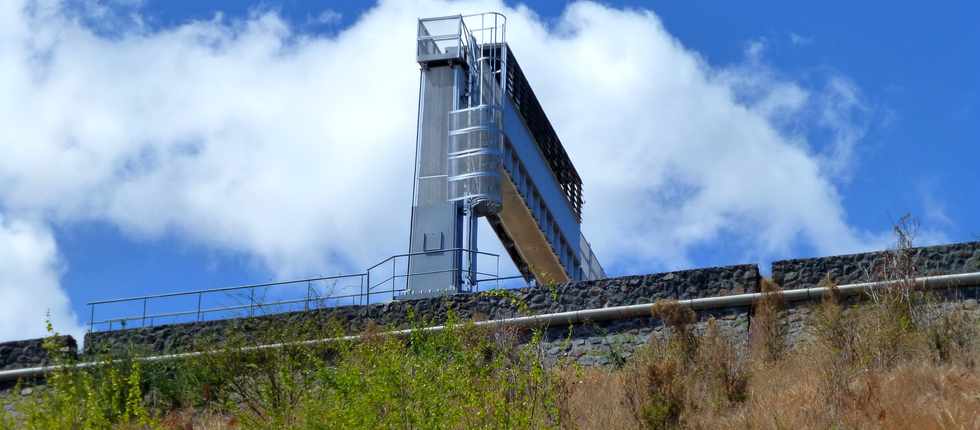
[492,46,584,221]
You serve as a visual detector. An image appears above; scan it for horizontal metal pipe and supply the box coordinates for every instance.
[4,271,979,382]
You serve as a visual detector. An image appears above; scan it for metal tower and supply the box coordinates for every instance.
[406,13,604,298]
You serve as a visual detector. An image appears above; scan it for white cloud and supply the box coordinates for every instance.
[918,181,954,230]
[816,76,868,181]
[0,214,82,342]
[0,0,887,337]
[498,3,882,269]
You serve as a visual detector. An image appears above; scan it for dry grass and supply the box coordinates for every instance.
[157,409,238,430]
[558,368,642,429]
[556,282,980,430]
[724,355,980,429]
[140,297,979,430]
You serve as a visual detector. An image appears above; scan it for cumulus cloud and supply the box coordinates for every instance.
[0,214,81,342]
[0,0,886,334]
[498,3,882,269]
[816,76,868,181]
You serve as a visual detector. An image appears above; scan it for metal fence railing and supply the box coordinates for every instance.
[87,248,525,332]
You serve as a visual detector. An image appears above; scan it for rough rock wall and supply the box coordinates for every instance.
[539,308,749,367]
[772,241,980,290]
[0,336,76,371]
[84,264,760,355]
[540,241,980,366]
[7,241,980,370]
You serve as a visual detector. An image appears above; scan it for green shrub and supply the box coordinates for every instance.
[9,321,157,430]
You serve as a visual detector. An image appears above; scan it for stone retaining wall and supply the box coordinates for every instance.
[4,241,977,370]
[772,241,980,290]
[6,241,980,370]
[0,336,76,371]
[539,307,749,366]
[85,264,760,355]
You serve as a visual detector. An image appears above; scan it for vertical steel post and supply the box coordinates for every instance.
[392,259,397,298]
[306,280,311,311]
[467,207,478,291]
[496,255,500,291]
[142,298,147,327]
[197,292,202,322]
[249,287,255,317]
[89,304,95,332]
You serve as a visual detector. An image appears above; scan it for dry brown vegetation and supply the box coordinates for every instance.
[558,286,980,429]
[556,224,980,429]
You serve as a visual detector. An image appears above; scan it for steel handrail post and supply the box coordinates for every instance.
[197,292,202,322]
[142,298,148,327]
[89,304,95,332]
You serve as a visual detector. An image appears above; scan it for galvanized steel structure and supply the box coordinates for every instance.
[407,12,604,298]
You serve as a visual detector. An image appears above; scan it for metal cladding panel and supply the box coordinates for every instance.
[501,47,583,220]
[501,98,581,256]
[418,68,454,177]
[407,66,463,297]
[578,234,606,280]
[407,204,460,297]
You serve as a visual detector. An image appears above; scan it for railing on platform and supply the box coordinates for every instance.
[87,248,525,332]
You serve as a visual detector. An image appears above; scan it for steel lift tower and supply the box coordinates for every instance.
[406,13,604,298]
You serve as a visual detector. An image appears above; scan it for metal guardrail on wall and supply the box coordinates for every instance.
[87,248,525,332]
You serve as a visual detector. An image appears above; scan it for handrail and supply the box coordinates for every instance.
[462,11,507,21]
[419,14,464,23]
[90,291,379,326]
[368,268,501,292]
[87,247,516,332]
[87,273,366,305]
[365,247,498,272]
[417,34,460,42]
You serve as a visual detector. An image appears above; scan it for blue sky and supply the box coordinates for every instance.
[0,0,977,341]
